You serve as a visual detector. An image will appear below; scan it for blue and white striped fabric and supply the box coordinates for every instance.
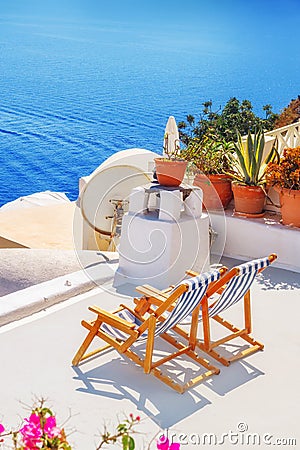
[151,269,221,338]
[203,257,271,319]
[100,269,221,343]
[100,308,142,341]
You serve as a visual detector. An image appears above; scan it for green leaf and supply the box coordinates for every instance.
[255,131,265,178]
[129,436,135,450]
[122,434,135,450]
[234,140,249,181]
[118,423,127,432]
[246,130,252,174]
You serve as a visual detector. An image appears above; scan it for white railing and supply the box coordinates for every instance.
[265,120,300,212]
[265,120,300,154]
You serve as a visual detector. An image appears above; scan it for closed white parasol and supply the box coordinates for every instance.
[163,116,180,158]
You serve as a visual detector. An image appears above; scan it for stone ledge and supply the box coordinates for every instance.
[211,207,300,273]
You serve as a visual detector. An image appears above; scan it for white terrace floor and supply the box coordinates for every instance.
[0,257,299,449]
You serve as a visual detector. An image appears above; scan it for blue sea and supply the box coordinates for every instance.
[1,1,300,206]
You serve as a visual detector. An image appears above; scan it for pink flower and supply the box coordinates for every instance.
[45,416,56,430]
[28,414,40,426]
[20,414,42,449]
[0,423,5,443]
[47,426,62,439]
[157,434,169,450]
[157,435,180,450]
[44,416,61,439]
[169,443,180,450]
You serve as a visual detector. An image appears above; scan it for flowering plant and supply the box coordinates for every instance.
[0,399,71,449]
[96,417,181,450]
[0,402,181,450]
[96,413,141,449]
[265,147,300,190]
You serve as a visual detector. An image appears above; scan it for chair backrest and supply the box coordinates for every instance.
[100,269,221,343]
[207,257,271,318]
[150,269,221,338]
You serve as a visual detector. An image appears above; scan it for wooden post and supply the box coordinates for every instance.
[244,290,252,333]
[202,296,211,350]
[189,304,200,350]
[144,315,156,373]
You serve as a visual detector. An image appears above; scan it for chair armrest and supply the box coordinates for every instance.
[88,305,136,330]
[120,303,145,321]
[185,269,199,277]
[135,285,168,302]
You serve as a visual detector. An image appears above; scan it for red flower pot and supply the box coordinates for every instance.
[154,158,187,187]
[279,187,300,227]
[232,183,266,215]
[193,173,233,210]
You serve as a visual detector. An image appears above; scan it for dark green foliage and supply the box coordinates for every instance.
[179,97,278,145]
[180,134,235,175]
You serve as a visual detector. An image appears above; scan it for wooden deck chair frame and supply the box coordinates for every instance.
[136,254,277,367]
[72,271,223,394]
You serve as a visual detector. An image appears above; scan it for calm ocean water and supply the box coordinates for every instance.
[1,11,299,206]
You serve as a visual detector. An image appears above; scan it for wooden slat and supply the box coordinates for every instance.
[210,329,247,348]
[213,314,240,332]
[144,315,156,373]
[151,346,189,369]
[72,317,103,366]
[229,344,263,361]
[182,369,219,392]
[244,290,252,333]
[239,333,264,349]
[185,269,199,277]
[77,344,112,362]
[143,284,170,298]
[197,342,230,366]
[161,333,214,371]
[88,306,136,330]
[135,285,168,302]
[189,303,200,349]
[201,296,211,351]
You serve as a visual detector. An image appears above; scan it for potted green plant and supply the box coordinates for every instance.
[154,134,188,187]
[230,128,278,216]
[181,134,234,210]
[265,146,300,227]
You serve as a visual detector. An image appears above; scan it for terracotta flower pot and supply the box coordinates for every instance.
[279,187,300,227]
[193,173,233,210]
[154,158,187,187]
[232,183,266,216]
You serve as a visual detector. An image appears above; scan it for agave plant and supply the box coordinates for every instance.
[231,128,279,186]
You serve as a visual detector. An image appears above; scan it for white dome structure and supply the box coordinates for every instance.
[75,148,158,252]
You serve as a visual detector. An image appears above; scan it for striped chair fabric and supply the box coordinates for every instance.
[202,256,271,320]
[100,269,221,342]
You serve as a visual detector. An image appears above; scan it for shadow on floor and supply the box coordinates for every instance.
[72,345,263,428]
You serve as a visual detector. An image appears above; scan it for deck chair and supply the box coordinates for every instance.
[137,254,277,367]
[72,268,223,393]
